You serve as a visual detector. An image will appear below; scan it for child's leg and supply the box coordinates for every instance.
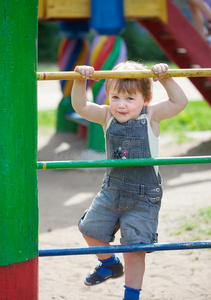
[83,234,112,260]
[123,251,145,288]
[82,234,124,285]
[188,0,206,36]
[123,251,146,300]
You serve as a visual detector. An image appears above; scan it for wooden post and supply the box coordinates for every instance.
[0,1,39,299]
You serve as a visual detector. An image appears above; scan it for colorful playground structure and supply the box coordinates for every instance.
[1,1,211,299]
[38,0,211,152]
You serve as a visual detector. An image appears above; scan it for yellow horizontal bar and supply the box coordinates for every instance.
[37,69,211,81]
[38,0,167,23]
[124,0,167,23]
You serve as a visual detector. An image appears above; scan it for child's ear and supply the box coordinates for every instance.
[143,99,150,106]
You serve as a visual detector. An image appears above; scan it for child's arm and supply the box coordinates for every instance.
[71,65,110,126]
[149,63,188,122]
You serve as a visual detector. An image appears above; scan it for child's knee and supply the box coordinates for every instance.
[124,251,146,262]
[82,233,89,241]
[82,234,106,245]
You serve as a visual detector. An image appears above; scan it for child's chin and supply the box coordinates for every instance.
[116,116,130,123]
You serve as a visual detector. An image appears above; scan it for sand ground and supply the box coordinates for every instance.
[38,128,211,300]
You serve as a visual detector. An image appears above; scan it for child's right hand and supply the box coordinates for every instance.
[151,63,169,82]
[74,65,95,79]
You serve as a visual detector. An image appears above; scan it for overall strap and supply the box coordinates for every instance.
[141,106,148,115]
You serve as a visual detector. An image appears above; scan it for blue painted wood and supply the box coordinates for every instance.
[39,241,211,257]
[65,112,89,127]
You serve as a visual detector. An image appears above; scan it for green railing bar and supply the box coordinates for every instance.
[37,156,211,170]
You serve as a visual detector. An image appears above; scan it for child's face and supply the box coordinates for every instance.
[108,87,148,123]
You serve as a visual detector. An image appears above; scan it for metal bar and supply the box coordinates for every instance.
[37,68,211,81]
[37,156,211,170]
[39,241,211,257]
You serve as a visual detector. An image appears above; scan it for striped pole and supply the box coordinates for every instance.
[37,68,211,80]
[0,1,38,299]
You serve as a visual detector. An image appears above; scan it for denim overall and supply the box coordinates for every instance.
[106,106,162,187]
[79,107,163,245]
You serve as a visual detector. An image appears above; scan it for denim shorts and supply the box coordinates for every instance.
[78,176,162,245]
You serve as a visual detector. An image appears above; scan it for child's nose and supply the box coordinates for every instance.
[118,99,126,108]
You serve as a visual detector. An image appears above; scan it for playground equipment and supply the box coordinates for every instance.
[38,0,167,22]
[39,241,211,257]
[38,0,211,152]
[38,0,167,151]
[139,0,211,103]
[37,68,211,252]
[37,155,211,169]
[38,69,211,297]
[0,1,39,299]
[1,1,211,299]
[37,68,211,80]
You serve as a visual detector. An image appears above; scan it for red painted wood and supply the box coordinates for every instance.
[78,124,88,139]
[0,256,38,300]
[139,0,211,105]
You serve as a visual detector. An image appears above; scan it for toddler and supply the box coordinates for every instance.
[71,61,188,300]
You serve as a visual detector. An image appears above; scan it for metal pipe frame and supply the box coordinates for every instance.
[39,241,211,257]
[37,156,211,170]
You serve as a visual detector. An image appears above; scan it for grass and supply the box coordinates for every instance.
[38,109,57,134]
[145,61,177,69]
[173,134,194,144]
[160,101,211,134]
[170,206,211,241]
[37,62,59,72]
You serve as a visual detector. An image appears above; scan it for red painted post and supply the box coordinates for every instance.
[0,1,39,299]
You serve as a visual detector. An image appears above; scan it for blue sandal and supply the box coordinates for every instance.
[84,261,124,286]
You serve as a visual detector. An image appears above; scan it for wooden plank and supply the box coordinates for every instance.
[124,0,167,23]
[38,0,167,23]
[46,0,90,18]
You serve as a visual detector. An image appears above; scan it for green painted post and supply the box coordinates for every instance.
[0,1,39,299]
[88,122,105,152]
[56,96,78,132]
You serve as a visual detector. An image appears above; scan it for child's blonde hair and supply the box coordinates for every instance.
[105,61,152,103]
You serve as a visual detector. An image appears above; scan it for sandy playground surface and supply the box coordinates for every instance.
[38,129,211,300]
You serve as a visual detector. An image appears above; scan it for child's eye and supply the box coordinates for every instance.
[112,96,119,99]
[127,97,134,101]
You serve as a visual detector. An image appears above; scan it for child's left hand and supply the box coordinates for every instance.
[151,63,169,82]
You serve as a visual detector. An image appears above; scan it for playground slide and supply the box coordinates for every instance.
[139,0,211,105]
